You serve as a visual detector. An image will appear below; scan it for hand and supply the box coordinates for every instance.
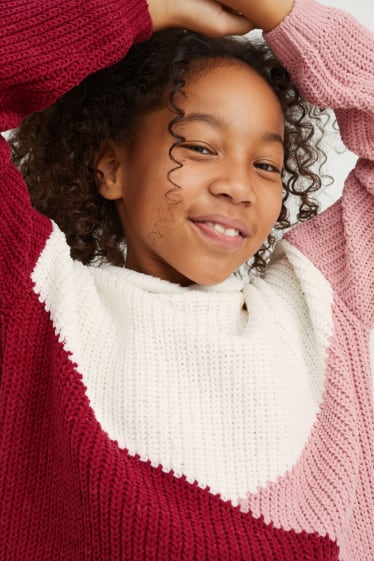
[217,0,295,32]
[146,0,253,36]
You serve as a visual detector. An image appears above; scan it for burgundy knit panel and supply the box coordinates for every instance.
[0,294,339,561]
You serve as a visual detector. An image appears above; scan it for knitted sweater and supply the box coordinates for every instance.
[0,0,373,559]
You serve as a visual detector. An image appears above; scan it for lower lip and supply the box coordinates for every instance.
[191,220,246,250]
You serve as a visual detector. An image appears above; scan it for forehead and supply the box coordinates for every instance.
[180,61,284,136]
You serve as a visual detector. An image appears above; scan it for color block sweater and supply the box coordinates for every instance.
[0,0,373,560]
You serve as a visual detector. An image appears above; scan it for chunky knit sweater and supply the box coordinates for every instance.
[0,0,373,560]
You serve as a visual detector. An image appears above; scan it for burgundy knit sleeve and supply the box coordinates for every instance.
[0,0,152,131]
[266,0,374,326]
[0,0,152,312]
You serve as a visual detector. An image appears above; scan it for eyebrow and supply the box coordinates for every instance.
[261,132,285,147]
[181,112,284,146]
[182,112,225,129]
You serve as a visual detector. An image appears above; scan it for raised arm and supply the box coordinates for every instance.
[265,0,374,325]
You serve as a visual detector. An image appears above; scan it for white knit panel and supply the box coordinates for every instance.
[32,224,334,505]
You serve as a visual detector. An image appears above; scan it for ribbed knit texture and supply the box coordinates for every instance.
[0,0,373,560]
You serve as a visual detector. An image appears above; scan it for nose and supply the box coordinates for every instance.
[208,169,256,206]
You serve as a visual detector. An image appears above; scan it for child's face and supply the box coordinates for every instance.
[99,61,284,286]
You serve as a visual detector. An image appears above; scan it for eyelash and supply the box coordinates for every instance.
[183,144,213,155]
[254,162,282,174]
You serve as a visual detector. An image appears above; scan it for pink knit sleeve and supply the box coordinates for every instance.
[0,0,152,311]
[266,0,374,327]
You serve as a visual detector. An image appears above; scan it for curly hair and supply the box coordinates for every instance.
[10,29,330,274]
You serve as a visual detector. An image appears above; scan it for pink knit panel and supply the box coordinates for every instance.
[242,299,374,561]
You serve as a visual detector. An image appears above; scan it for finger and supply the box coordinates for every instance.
[206,11,254,36]
[148,0,254,36]
[181,3,254,37]
[216,0,294,32]
[220,4,243,16]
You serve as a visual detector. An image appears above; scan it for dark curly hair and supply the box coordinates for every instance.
[10,29,330,274]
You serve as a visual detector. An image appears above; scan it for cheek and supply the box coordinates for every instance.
[273,193,283,222]
[260,186,283,227]
[126,168,166,215]
[133,187,184,244]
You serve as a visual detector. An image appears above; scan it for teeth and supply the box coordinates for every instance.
[205,221,240,237]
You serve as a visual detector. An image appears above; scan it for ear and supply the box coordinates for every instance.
[94,139,126,200]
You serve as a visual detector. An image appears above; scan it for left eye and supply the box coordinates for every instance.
[184,145,212,155]
[255,162,281,173]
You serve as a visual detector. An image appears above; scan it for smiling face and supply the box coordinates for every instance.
[97,60,285,286]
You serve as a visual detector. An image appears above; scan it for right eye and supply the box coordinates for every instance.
[182,144,214,155]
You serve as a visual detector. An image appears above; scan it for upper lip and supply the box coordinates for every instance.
[190,215,250,237]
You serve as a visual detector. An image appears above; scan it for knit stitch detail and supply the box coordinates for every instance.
[0,295,339,560]
[1,0,373,559]
[0,0,152,132]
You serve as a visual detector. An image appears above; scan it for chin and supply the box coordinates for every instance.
[188,269,234,287]
[174,258,241,287]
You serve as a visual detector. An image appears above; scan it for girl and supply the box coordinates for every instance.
[0,0,373,560]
